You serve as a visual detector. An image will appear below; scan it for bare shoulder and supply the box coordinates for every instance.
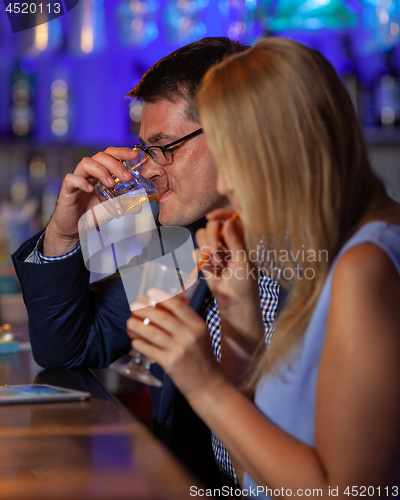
[328,242,400,348]
[333,242,400,291]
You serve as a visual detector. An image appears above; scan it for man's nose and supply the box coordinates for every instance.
[140,158,165,180]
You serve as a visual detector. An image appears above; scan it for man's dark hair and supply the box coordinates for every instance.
[127,37,249,122]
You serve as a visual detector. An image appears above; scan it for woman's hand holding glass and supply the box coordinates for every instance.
[112,262,198,387]
[127,289,226,405]
[125,209,266,395]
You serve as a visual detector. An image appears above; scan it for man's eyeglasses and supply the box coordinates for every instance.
[135,128,203,167]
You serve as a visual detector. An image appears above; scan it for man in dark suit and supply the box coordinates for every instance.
[12,37,284,490]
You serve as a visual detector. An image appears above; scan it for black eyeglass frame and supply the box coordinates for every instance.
[134,128,203,167]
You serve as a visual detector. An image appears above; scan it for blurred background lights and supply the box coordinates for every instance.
[78,0,106,53]
[130,0,147,13]
[218,0,264,42]
[164,0,208,44]
[81,24,94,53]
[178,16,191,29]
[29,157,47,180]
[131,18,144,30]
[12,118,30,136]
[51,80,68,99]
[380,11,390,23]
[129,101,143,122]
[305,0,331,8]
[51,80,69,138]
[391,22,399,34]
[81,0,94,53]
[51,101,68,117]
[13,81,29,103]
[228,20,247,37]
[51,118,69,136]
[381,105,396,124]
[35,23,49,50]
[10,181,28,205]
[268,0,357,31]
[118,0,159,46]
[129,101,143,135]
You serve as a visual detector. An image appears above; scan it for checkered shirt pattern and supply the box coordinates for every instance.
[25,233,82,264]
[200,270,279,488]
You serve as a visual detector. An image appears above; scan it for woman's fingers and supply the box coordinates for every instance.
[126,290,223,403]
[127,315,174,350]
[131,337,166,362]
[131,290,205,333]
[194,229,212,265]
[195,222,221,255]
[148,289,206,328]
[196,218,246,269]
[221,216,246,256]
[127,291,212,377]
[196,221,224,268]
[206,220,224,255]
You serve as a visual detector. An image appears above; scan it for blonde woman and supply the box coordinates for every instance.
[127,38,400,497]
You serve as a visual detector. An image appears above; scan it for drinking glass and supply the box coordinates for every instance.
[94,148,168,219]
[110,261,199,387]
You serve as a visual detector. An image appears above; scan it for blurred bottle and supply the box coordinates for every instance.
[360,79,376,130]
[375,48,400,130]
[1,175,39,260]
[0,233,6,266]
[341,34,360,118]
[42,179,62,227]
[0,174,38,294]
[10,61,36,138]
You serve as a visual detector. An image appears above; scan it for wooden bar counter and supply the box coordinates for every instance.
[0,348,200,499]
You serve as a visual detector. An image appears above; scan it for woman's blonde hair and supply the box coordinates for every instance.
[197,37,386,382]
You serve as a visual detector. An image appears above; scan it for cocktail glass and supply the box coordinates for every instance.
[110,261,199,387]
